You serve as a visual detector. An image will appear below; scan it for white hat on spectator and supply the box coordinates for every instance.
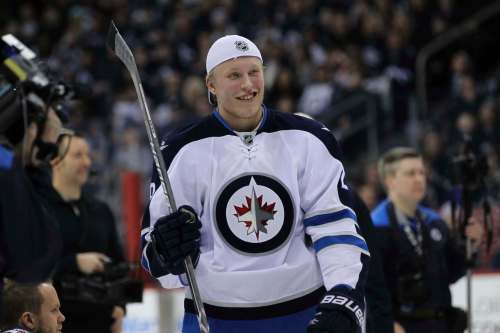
[205,35,262,74]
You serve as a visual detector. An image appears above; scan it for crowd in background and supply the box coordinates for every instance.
[2,0,500,266]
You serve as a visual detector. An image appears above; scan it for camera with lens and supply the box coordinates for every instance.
[396,271,430,306]
[396,258,430,306]
[451,138,488,191]
[0,34,75,150]
[57,262,144,305]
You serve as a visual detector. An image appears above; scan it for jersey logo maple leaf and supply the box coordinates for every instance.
[233,186,277,240]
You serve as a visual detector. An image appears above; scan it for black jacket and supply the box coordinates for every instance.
[371,200,467,318]
[39,183,125,333]
[0,164,61,281]
[352,192,394,333]
[0,161,61,317]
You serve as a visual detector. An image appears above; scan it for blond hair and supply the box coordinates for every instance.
[377,147,421,182]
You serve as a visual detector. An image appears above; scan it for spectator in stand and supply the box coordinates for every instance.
[452,112,480,152]
[449,51,473,98]
[420,130,450,208]
[3,0,500,269]
[477,99,500,149]
[267,68,301,110]
[448,76,481,124]
[298,64,334,117]
[358,183,379,212]
[276,95,297,114]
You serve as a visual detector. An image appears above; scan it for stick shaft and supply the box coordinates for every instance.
[137,83,210,333]
[107,22,210,333]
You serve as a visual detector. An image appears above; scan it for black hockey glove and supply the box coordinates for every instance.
[307,286,364,333]
[150,205,202,275]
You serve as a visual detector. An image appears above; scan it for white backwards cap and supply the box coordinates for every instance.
[206,35,263,74]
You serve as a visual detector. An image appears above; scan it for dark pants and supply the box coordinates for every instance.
[399,319,448,333]
[59,299,114,333]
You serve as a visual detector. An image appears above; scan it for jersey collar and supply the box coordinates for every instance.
[212,105,268,133]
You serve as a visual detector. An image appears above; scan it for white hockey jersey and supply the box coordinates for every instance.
[141,107,369,325]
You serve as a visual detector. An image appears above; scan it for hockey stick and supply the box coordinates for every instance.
[106,21,210,333]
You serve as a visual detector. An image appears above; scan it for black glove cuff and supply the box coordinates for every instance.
[148,233,171,276]
[318,285,365,329]
[150,232,195,275]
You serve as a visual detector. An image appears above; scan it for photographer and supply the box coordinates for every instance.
[371,147,483,333]
[0,34,67,316]
[40,133,126,333]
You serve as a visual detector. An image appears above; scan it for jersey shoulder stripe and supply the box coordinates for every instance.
[150,114,234,189]
[160,115,233,169]
[259,109,343,161]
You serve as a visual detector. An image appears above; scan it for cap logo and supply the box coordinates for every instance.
[234,40,249,51]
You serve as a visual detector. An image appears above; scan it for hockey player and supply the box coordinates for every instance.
[141,35,370,333]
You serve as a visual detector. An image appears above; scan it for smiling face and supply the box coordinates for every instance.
[206,56,264,131]
[52,136,92,188]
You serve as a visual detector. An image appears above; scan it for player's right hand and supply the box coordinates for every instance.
[151,205,202,275]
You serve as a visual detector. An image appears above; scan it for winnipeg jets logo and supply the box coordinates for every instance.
[215,173,294,254]
[233,180,277,240]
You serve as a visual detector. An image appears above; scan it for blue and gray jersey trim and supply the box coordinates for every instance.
[304,209,357,227]
[304,210,368,254]
[313,235,369,253]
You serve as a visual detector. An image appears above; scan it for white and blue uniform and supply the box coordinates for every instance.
[141,107,370,332]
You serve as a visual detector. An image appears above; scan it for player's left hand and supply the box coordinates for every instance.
[307,286,363,333]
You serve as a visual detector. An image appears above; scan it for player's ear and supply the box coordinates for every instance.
[19,311,37,330]
[206,73,216,95]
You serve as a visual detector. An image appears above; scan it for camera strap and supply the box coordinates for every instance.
[391,204,424,257]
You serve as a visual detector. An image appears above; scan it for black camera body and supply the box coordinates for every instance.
[396,271,430,306]
[451,138,488,191]
[0,34,74,146]
[57,263,144,306]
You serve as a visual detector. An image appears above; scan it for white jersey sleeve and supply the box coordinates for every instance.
[299,126,370,291]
